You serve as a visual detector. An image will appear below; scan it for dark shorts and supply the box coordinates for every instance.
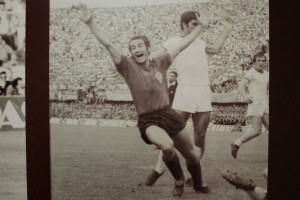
[138,106,186,144]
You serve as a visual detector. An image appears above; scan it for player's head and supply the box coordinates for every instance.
[0,0,5,10]
[180,11,200,32]
[168,71,177,84]
[129,35,151,64]
[252,52,267,71]
[0,71,7,80]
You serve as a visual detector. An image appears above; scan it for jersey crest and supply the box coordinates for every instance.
[155,72,162,83]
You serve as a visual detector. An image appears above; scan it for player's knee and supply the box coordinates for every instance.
[184,150,199,165]
[253,130,262,137]
[161,145,175,162]
[194,129,206,136]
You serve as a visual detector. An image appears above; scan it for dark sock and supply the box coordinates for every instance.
[163,152,184,181]
[187,162,203,190]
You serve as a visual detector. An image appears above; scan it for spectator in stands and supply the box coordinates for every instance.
[0,70,10,95]
[231,52,269,159]
[0,0,10,44]
[0,35,15,67]
[6,76,24,95]
[9,0,26,51]
[73,3,210,197]
[167,70,178,106]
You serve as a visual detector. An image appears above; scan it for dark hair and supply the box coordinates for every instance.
[252,52,266,63]
[180,11,199,30]
[11,77,22,88]
[169,71,178,77]
[0,71,6,76]
[128,35,150,53]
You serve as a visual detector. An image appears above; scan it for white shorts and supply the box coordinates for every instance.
[246,99,269,117]
[172,85,212,113]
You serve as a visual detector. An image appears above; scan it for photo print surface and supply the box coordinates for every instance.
[50,0,269,199]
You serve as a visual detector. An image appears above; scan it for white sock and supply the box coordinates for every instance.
[247,186,267,200]
[154,151,165,174]
[234,139,243,147]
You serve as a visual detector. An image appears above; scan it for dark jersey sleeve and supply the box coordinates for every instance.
[115,54,129,78]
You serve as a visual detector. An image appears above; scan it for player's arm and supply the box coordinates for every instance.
[206,20,233,54]
[73,3,122,64]
[238,77,252,104]
[168,13,209,61]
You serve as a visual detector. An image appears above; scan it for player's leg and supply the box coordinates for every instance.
[145,150,165,186]
[192,112,211,159]
[183,112,210,189]
[172,128,210,193]
[145,110,190,186]
[237,116,263,143]
[231,116,263,158]
[145,125,185,196]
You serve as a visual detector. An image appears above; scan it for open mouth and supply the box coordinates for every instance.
[135,52,144,58]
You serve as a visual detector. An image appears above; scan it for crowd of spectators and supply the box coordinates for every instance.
[50,0,269,100]
[50,102,137,120]
[0,0,25,67]
[211,103,247,126]
[50,101,250,128]
[0,0,25,96]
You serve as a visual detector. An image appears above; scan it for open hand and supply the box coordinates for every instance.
[72,3,93,23]
[196,12,211,27]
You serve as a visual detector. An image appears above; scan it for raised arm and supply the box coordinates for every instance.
[73,3,122,64]
[168,13,209,62]
[206,19,233,54]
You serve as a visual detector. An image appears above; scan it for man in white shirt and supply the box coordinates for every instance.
[231,52,269,159]
[145,11,232,192]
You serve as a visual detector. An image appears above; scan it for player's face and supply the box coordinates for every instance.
[254,57,266,72]
[129,39,149,64]
[185,19,199,33]
[0,73,6,82]
[168,73,176,84]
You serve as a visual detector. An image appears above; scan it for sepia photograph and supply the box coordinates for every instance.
[49,0,269,199]
[0,0,26,199]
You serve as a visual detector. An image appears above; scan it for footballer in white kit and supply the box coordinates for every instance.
[164,37,212,113]
[231,52,269,159]
[145,11,233,190]
[244,67,269,117]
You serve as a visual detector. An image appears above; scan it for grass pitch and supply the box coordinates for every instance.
[51,124,268,200]
[0,130,27,200]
